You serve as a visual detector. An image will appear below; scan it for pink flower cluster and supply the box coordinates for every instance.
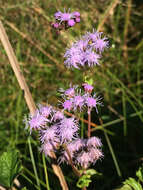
[27,105,79,156]
[26,103,103,168]
[60,137,103,169]
[52,9,80,30]
[60,83,102,113]
[64,30,109,69]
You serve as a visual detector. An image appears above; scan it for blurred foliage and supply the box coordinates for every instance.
[0,0,143,189]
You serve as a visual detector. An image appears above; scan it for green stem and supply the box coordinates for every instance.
[28,137,41,189]
[99,118,122,177]
[42,153,50,190]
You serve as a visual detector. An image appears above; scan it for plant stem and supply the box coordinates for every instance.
[99,117,122,177]
[87,108,91,138]
[42,153,51,190]
[63,144,81,177]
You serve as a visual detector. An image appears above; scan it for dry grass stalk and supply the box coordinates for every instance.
[0,20,69,190]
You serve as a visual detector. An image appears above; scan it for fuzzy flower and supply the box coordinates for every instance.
[63,99,73,111]
[64,30,108,69]
[83,49,100,66]
[72,11,80,18]
[41,142,55,157]
[82,83,94,93]
[85,94,102,112]
[40,125,58,143]
[65,87,75,97]
[68,19,76,27]
[75,17,80,23]
[28,111,48,131]
[62,139,83,162]
[73,95,85,110]
[77,151,91,169]
[39,105,52,117]
[87,136,102,148]
[52,110,65,121]
[61,137,103,168]
[53,9,80,30]
[58,117,79,143]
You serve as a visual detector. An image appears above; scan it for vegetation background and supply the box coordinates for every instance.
[0,0,143,189]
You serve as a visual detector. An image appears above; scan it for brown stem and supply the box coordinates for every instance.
[87,108,91,138]
[63,144,81,177]
[0,20,69,190]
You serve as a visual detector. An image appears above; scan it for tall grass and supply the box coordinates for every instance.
[0,0,143,189]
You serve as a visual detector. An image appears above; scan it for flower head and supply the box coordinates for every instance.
[53,9,80,30]
[39,105,52,117]
[83,83,94,93]
[28,111,48,132]
[64,30,108,69]
[58,117,79,143]
[63,99,73,111]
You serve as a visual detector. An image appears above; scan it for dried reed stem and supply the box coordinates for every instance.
[0,20,68,190]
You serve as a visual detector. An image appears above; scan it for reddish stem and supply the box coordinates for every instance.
[87,108,91,138]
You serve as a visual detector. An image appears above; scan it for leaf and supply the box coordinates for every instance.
[136,166,143,182]
[0,149,22,188]
[115,184,132,190]
[22,187,28,190]
[86,169,102,176]
[124,177,142,190]
[76,174,91,188]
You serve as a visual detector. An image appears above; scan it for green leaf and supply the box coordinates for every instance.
[124,177,142,190]
[136,166,143,182]
[0,149,22,188]
[22,187,28,190]
[115,184,132,190]
[86,169,102,176]
[76,174,91,188]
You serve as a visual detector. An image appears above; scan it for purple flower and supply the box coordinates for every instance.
[92,37,109,53]
[41,142,55,157]
[83,83,94,93]
[64,52,83,69]
[54,11,62,19]
[60,139,83,163]
[52,23,60,29]
[52,110,65,121]
[85,95,102,112]
[40,125,58,143]
[86,97,97,108]
[88,147,103,164]
[87,136,102,147]
[65,87,75,97]
[63,99,73,111]
[68,19,76,26]
[77,151,91,168]
[58,117,79,143]
[75,17,80,23]
[73,95,85,110]
[28,111,48,131]
[72,11,80,17]
[64,30,108,69]
[39,105,52,117]
[83,49,100,66]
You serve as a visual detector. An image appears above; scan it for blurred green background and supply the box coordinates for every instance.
[0,0,143,189]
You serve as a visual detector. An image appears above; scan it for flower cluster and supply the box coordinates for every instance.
[51,9,80,30]
[61,137,103,169]
[64,30,109,69]
[27,105,79,156]
[60,83,102,113]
